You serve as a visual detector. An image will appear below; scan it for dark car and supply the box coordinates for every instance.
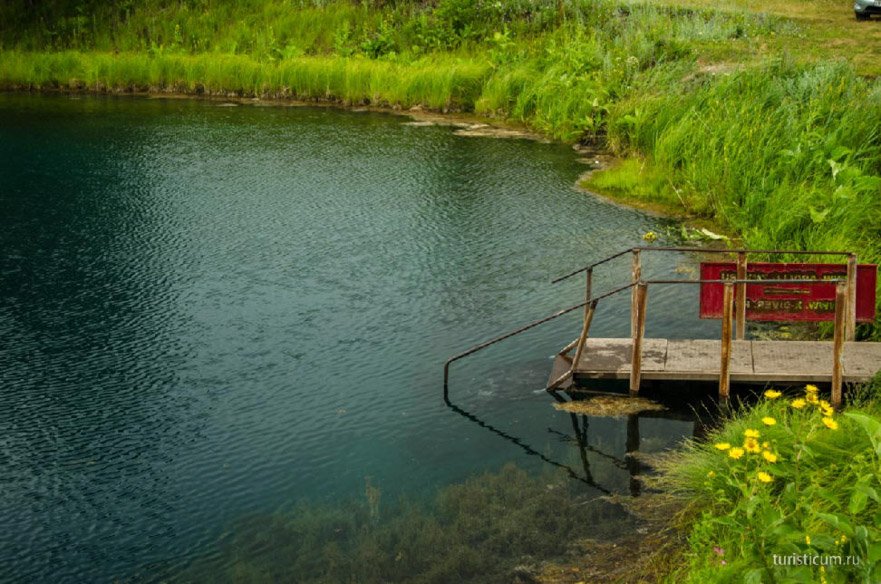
[855,0,881,20]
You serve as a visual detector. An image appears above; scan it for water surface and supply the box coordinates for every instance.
[0,95,718,582]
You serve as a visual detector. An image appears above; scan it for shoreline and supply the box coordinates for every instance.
[2,85,715,227]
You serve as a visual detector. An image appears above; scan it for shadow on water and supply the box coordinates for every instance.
[164,387,715,584]
[445,382,717,499]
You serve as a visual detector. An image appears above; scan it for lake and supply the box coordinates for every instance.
[0,94,720,582]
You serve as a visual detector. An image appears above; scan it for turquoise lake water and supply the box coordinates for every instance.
[0,94,721,582]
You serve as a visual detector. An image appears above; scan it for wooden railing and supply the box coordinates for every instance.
[549,277,848,407]
[445,246,859,407]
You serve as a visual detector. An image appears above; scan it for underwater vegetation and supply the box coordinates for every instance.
[180,464,637,583]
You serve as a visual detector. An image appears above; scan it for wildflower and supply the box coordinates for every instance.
[791,398,806,409]
[822,417,839,430]
[728,447,745,460]
[744,437,761,453]
[762,450,778,463]
[840,534,847,544]
[642,231,658,242]
[714,442,731,451]
[806,384,819,394]
[762,441,770,449]
[761,416,777,426]
[707,471,716,478]
[807,392,819,404]
[744,429,760,438]
[764,389,782,399]
[757,471,773,483]
[806,534,811,545]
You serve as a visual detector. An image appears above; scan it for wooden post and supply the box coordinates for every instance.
[570,301,597,375]
[719,282,734,402]
[630,250,642,338]
[585,267,593,303]
[832,282,846,408]
[735,251,747,340]
[630,283,648,396]
[845,254,857,342]
[557,269,593,359]
[549,301,596,389]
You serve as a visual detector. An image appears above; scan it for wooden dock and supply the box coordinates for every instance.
[443,246,881,407]
[549,338,881,387]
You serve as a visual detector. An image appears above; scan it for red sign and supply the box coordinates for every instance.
[699,262,877,322]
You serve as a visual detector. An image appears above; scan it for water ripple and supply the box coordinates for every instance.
[0,95,712,583]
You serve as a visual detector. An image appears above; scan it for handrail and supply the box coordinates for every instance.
[552,246,856,284]
[445,245,859,406]
[442,282,635,399]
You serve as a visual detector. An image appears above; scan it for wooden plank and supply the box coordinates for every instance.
[751,341,832,381]
[566,338,881,385]
[842,342,881,379]
[577,338,667,374]
[665,340,753,377]
[832,282,846,407]
[548,354,574,390]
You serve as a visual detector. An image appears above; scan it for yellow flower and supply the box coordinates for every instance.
[819,399,831,409]
[707,471,716,478]
[757,471,773,483]
[762,441,770,449]
[762,451,778,463]
[822,417,839,430]
[807,393,819,404]
[806,534,811,545]
[642,231,658,242]
[762,417,777,426]
[744,429,760,438]
[820,403,835,416]
[840,534,847,544]
[714,442,731,451]
[764,389,782,399]
[728,447,745,460]
[806,384,819,394]
[791,398,806,410]
[744,437,761,453]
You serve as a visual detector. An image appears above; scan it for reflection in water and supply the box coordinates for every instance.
[446,389,708,498]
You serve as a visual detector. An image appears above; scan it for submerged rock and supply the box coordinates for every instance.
[553,396,666,417]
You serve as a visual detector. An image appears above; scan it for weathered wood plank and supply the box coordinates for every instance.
[842,342,881,379]
[560,338,881,387]
[665,340,753,377]
[576,338,668,374]
[751,341,832,381]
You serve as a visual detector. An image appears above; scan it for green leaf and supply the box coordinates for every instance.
[844,413,881,455]
[808,205,829,224]
[743,568,764,584]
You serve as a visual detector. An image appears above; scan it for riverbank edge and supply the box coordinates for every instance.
[1,81,726,236]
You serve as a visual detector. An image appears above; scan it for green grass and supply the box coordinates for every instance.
[661,379,881,582]
[2,0,881,335]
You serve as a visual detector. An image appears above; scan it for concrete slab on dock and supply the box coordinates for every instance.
[562,338,881,385]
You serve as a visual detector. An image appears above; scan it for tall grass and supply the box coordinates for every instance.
[0,51,492,110]
[2,0,881,331]
[594,60,881,336]
[662,380,881,582]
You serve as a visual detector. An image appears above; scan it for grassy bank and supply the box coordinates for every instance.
[4,3,880,332]
[662,380,881,583]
